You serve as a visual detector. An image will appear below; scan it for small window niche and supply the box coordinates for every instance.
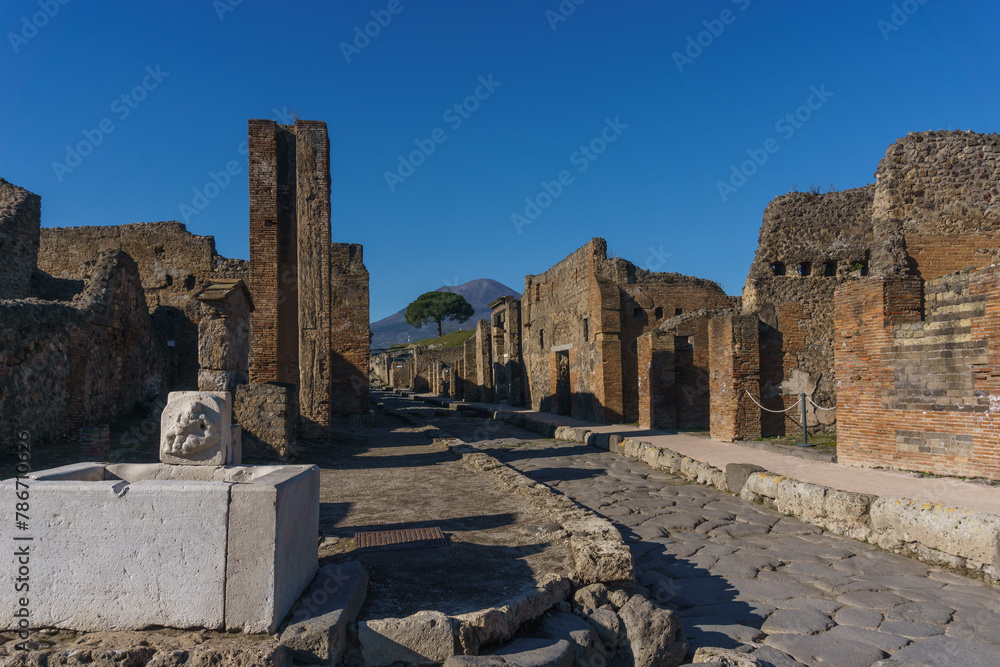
[675,308,683,316]
[798,262,812,277]
[823,261,837,277]
[539,329,545,350]
[582,318,589,341]
[771,262,786,276]
[654,307,663,320]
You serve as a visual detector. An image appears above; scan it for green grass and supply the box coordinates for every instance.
[761,431,837,454]
[391,328,476,350]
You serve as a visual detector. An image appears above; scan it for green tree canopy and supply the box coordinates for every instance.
[404,291,475,338]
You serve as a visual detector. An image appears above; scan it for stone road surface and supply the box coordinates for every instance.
[431,410,1000,667]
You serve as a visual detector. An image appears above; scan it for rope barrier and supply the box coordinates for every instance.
[808,397,837,411]
[744,390,802,413]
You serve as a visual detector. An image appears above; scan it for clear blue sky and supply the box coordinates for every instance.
[3,1,997,321]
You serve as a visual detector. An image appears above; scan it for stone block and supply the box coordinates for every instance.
[234,382,298,460]
[229,425,242,464]
[226,464,320,633]
[359,610,457,666]
[725,463,767,494]
[281,561,368,664]
[198,368,249,394]
[0,477,231,631]
[1,462,318,633]
[160,391,232,465]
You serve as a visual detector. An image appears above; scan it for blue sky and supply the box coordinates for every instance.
[2,1,998,321]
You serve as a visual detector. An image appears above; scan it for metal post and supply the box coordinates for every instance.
[798,392,812,447]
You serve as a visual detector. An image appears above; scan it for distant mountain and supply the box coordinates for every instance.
[371,278,520,349]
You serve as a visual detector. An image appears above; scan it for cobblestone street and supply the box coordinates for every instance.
[433,410,1000,667]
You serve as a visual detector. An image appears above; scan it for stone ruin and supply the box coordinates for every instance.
[0,118,371,456]
[0,390,319,633]
[376,130,1000,481]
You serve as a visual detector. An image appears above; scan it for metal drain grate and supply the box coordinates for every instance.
[354,526,447,552]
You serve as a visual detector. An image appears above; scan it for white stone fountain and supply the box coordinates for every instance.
[1,391,319,633]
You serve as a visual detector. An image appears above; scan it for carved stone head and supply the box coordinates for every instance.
[159,391,232,465]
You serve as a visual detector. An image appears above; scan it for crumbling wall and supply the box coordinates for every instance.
[38,221,248,391]
[0,250,163,448]
[742,186,874,434]
[490,297,523,405]
[835,269,1000,479]
[871,131,1000,280]
[523,238,734,424]
[0,178,40,300]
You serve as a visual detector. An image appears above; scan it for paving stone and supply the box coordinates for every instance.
[884,601,954,625]
[764,631,889,666]
[727,579,822,603]
[773,597,841,615]
[684,614,766,650]
[835,606,884,629]
[760,609,834,635]
[874,635,1000,667]
[822,624,912,653]
[836,590,909,610]
[639,511,706,532]
[678,602,776,626]
[878,620,944,638]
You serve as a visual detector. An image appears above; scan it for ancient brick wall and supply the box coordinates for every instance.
[0,250,163,448]
[0,178,40,300]
[490,297,523,405]
[834,271,1000,479]
[462,337,479,401]
[330,243,370,415]
[709,314,761,442]
[522,238,732,424]
[741,186,874,434]
[871,131,1000,280]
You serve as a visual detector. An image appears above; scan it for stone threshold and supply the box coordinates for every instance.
[400,390,1000,587]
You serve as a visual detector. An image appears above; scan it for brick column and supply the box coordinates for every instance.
[476,320,493,403]
[709,314,761,442]
[638,331,677,430]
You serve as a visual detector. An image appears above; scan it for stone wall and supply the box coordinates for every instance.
[522,238,733,424]
[742,186,874,434]
[0,250,163,448]
[0,178,40,300]
[708,314,761,443]
[834,270,1000,479]
[330,243,370,415]
[871,131,1000,280]
[196,280,252,394]
[233,382,298,460]
[490,297,523,406]
[37,221,248,391]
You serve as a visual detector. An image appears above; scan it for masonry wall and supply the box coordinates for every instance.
[709,314,761,443]
[741,187,874,435]
[871,131,1000,280]
[522,238,733,424]
[834,271,1000,479]
[37,221,248,390]
[0,178,40,300]
[330,243,370,415]
[0,251,163,448]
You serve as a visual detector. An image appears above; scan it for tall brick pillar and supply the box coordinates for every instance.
[294,122,333,438]
[709,315,761,442]
[638,330,677,430]
[476,320,493,403]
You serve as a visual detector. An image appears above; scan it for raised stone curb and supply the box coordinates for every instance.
[279,561,368,664]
